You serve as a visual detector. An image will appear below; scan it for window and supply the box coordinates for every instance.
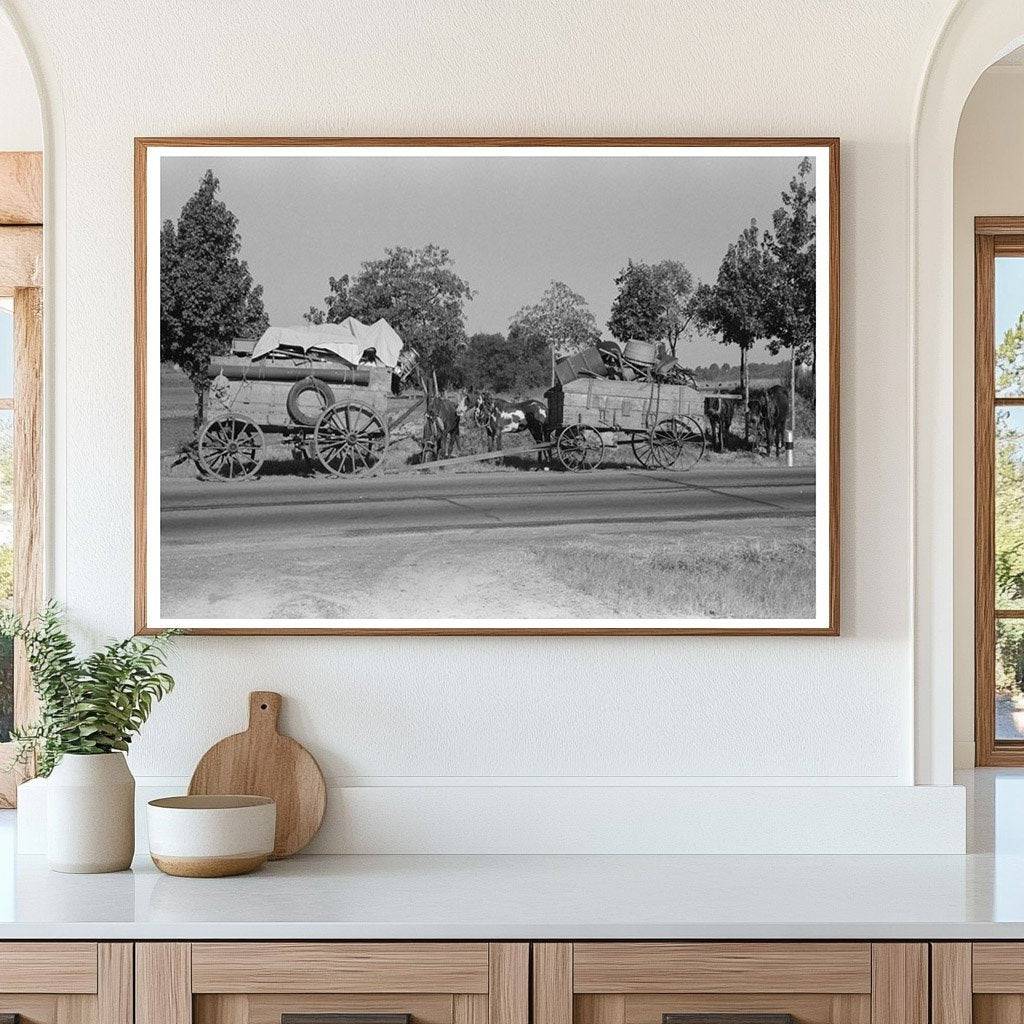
[0,300,11,745]
[0,150,43,806]
[976,220,1024,764]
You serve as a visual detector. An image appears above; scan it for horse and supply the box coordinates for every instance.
[422,394,461,460]
[417,369,461,462]
[460,391,550,464]
[703,391,738,453]
[749,384,791,457]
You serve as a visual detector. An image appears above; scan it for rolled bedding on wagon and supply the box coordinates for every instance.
[249,317,406,369]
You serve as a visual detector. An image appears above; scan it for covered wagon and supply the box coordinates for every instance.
[194,319,418,480]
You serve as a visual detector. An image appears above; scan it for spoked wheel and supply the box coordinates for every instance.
[314,402,389,476]
[196,415,265,482]
[631,431,658,469]
[649,415,706,471]
[556,424,604,472]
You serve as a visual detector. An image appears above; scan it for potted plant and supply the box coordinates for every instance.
[2,604,177,873]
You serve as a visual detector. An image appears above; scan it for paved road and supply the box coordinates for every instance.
[161,466,816,545]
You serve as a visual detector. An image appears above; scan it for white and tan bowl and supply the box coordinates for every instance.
[147,795,276,878]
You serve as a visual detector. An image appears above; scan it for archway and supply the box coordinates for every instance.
[914,0,1024,785]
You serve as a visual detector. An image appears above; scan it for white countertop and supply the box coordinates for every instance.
[1,849,1024,940]
[1,769,1022,941]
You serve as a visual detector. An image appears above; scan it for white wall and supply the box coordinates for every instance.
[0,0,973,851]
[0,9,39,151]
[952,65,1024,767]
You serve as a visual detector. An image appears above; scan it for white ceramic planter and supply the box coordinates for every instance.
[46,752,135,873]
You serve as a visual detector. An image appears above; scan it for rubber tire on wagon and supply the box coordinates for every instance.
[286,375,336,427]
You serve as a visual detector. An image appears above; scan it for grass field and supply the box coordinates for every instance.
[535,527,815,619]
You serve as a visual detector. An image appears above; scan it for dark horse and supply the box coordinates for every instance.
[419,372,461,461]
[749,384,791,457]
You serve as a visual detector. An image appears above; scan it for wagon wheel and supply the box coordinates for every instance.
[649,415,706,471]
[313,402,389,476]
[556,424,604,472]
[631,431,658,469]
[196,415,265,482]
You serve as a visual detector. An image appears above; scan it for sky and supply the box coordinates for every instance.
[160,150,814,367]
[997,257,1024,340]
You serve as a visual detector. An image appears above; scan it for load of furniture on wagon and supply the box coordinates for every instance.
[544,338,709,471]
[194,318,421,480]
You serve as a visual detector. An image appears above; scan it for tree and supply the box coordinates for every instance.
[607,259,694,353]
[608,261,664,344]
[762,157,817,436]
[510,281,599,387]
[460,327,549,393]
[996,315,1024,612]
[652,259,695,355]
[305,275,351,324]
[160,170,269,427]
[691,221,771,441]
[306,244,473,389]
[998,310,1024,395]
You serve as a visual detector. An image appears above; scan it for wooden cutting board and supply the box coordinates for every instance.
[188,691,326,859]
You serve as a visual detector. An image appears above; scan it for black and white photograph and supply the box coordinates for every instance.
[137,140,838,634]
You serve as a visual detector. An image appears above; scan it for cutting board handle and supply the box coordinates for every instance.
[248,691,282,734]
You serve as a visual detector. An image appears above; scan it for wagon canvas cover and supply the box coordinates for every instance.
[250,317,404,368]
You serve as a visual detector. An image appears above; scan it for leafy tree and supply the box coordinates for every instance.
[511,280,599,387]
[762,158,816,365]
[306,244,473,389]
[305,275,351,325]
[691,221,771,440]
[997,310,1024,396]
[608,259,695,353]
[160,170,269,428]
[652,260,695,355]
[607,260,662,343]
[460,327,549,394]
[996,315,1024,611]
[761,158,816,435]
[997,622,1024,694]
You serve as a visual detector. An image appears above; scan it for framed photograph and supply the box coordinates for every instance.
[135,137,839,636]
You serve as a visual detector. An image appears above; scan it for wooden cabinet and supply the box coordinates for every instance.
[0,943,132,1024]
[136,943,528,1024]
[931,943,1024,1024]
[533,944,928,1024]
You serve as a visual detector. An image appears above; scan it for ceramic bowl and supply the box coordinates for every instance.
[147,795,276,877]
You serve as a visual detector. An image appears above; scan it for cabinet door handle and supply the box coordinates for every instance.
[664,1016,797,1024]
[283,1016,411,1024]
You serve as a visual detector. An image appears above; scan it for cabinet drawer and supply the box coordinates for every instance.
[534,943,925,1024]
[0,942,98,993]
[572,944,872,994]
[191,943,490,993]
[140,942,528,1024]
[0,943,130,1024]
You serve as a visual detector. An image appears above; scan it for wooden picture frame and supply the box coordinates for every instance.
[135,137,840,637]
